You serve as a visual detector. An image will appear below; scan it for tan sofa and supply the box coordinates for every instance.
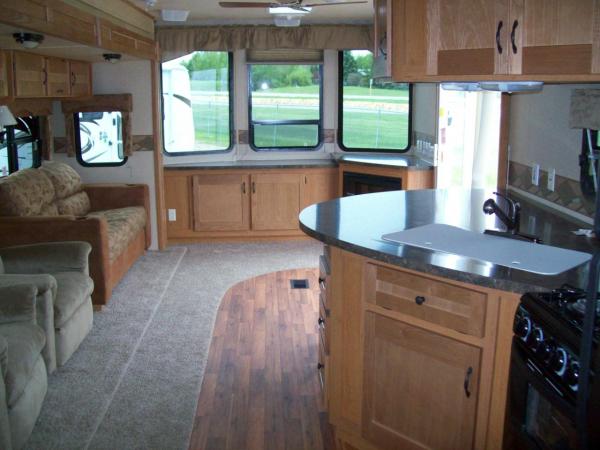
[0,162,150,306]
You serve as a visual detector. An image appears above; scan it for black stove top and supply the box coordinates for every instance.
[527,284,600,338]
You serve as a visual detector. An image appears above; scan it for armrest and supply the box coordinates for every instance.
[0,284,37,325]
[84,183,149,212]
[0,241,91,275]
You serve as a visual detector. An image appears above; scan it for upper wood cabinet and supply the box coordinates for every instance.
[46,57,70,97]
[362,312,481,450]
[0,51,11,98]
[390,0,600,81]
[192,173,250,232]
[0,0,156,61]
[250,173,302,231]
[12,51,92,98]
[13,52,46,98]
[69,61,92,97]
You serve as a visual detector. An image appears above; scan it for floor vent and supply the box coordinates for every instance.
[290,279,309,289]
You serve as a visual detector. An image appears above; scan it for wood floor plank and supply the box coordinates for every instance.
[189,269,333,450]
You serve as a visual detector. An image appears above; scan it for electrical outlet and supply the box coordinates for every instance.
[547,168,556,192]
[531,164,540,186]
[168,209,177,222]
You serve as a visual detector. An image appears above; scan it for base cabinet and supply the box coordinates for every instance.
[164,167,338,242]
[363,312,481,450]
[326,248,521,450]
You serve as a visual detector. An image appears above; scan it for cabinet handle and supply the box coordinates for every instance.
[318,317,325,326]
[415,295,426,305]
[317,363,324,370]
[42,69,47,85]
[318,277,326,289]
[242,181,246,194]
[304,175,307,184]
[511,20,519,54]
[70,72,76,87]
[252,181,256,194]
[495,21,503,54]
[379,33,387,58]
[464,367,473,398]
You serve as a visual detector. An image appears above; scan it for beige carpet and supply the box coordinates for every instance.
[25,240,322,450]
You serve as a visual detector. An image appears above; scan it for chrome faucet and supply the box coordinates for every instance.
[483,192,520,234]
[483,192,541,243]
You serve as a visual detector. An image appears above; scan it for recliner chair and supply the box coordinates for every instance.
[0,241,94,373]
[0,284,49,450]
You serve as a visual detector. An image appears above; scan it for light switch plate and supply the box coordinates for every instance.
[168,209,177,222]
[531,164,540,186]
[547,168,556,192]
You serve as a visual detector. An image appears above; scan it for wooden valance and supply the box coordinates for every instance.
[3,99,54,160]
[62,94,134,157]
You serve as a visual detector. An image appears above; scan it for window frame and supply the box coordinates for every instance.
[74,112,128,167]
[161,51,234,156]
[337,51,413,153]
[247,63,324,152]
[0,117,42,176]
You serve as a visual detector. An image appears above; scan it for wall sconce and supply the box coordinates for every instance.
[13,32,44,49]
[103,53,122,64]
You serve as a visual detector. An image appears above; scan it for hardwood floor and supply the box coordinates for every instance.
[189,268,335,450]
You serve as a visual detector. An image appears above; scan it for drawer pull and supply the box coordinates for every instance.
[317,363,324,370]
[318,317,325,326]
[464,366,473,398]
[495,20,503,54]
[415,295,426,305]
[511,20,519,54]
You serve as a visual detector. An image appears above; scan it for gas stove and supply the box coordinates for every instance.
[524,284,600,339]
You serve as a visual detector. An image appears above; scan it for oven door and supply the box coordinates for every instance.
[505,341,578,450]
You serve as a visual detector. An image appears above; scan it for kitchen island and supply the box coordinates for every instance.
[299,188,597,450]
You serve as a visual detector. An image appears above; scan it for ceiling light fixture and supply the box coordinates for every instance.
[161,9,190,22]
[13,32,44,49]
[268,6,312,14]
[103,53,122,64]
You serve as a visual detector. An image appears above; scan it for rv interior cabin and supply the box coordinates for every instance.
[1,0,600,449]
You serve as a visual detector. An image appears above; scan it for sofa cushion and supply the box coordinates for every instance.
[89,206,146,262]
[0,169,56,217]
[0,323,45,407]
[56,191,91,216]
[39,161,83,200]
[39,203,59,216]
[51,272,94,327]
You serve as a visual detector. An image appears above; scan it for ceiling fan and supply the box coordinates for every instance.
[219,1,368,11]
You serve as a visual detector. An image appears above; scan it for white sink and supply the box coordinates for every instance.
[382,224,591,275]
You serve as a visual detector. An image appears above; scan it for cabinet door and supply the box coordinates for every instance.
[301,168,338,210]
[192,173,250,231]
[69,61,92,97]
[0,51,11,98]
[429,0,509,76]
[391,0,430,79]
[510,0,600,75]
[373,0,392,78]
[46,57,70,97]
[251,173,301,231]
[13,52,46,97]
[363,312,481,450]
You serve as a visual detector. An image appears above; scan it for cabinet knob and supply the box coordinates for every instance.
[318,317,325,326]
[70,72,76,86]
[317,362,324,370]
[415,296,426,305]
[241,181,246,194]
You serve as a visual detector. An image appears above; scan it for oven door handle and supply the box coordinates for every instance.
[464,366,473,398]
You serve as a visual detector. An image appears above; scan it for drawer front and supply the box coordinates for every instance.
[318,298,329,354]
[365,264,487,337]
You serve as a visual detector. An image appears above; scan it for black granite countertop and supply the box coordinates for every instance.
[164,159,337,170]
[299,188,599,294]
[337,154,433,170]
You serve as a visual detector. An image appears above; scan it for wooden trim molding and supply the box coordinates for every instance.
[151,60,167,250]
[6,99,54,117]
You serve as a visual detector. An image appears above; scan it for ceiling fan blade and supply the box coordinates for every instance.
[304,1,368,6]
[219,2,274,8]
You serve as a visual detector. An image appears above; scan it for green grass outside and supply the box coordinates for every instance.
[188,86,410,150]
